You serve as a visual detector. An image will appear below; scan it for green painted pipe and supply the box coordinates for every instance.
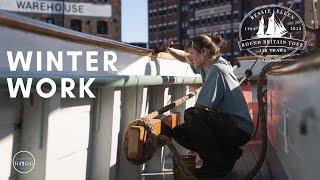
[0,71,202,88]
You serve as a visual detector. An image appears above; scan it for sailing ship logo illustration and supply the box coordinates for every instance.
[256,11,288,38]
[238,5,307,60]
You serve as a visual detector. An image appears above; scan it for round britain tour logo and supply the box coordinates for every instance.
[13,151,35,173]
[238,4,307,60]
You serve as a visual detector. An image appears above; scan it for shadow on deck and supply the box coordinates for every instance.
[142,141,271,180]
[227,141,270,180]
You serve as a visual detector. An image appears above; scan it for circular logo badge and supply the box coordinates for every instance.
[238,5,306,60]
[12,151,35,173]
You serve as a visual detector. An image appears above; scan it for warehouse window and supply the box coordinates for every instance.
[219,15,224,22]
[195,20,199,26]
[233,12,239,20]
[181,5,188,12]
[97,21,108,34]
[296,2,302,10]
[227,14,231,21]
[43,18,54,24]
[201,18,206,25]
[214,16,218,23]
[162,9,167,15]
[163,25,167,31]
[226,32,231,39]
[172,7,177,13]
[70,19,82,32]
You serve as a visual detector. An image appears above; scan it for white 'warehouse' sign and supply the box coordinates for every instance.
[0,0,112,18]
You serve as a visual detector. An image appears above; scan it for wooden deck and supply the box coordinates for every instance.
[142,142,271,180]
[225,142,271,180]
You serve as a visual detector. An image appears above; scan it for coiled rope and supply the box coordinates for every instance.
[124,90,199,180]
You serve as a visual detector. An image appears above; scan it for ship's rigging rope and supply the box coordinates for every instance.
[244,60,293,179]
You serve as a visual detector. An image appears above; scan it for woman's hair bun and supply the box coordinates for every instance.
[210,32,227,47]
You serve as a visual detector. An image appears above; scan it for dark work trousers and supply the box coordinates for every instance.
[172,107,251,170]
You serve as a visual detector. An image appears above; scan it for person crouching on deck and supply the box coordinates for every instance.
[165,33,253,178]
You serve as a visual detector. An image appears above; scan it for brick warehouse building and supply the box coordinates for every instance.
[148,0,313,60]
[0,0,121,41]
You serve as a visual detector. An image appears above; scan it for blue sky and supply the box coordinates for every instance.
[121,0,148,43]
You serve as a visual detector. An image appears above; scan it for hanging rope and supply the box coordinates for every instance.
[244,60,294,180]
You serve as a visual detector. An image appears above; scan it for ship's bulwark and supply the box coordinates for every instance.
[267,53,320,179]
[0,9,205,180]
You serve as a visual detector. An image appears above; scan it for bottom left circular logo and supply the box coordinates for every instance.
[13,151,35,173]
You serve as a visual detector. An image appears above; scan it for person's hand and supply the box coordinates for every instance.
[154,42,190,63]
[153,40,174,54]
[188,84,202,92]
[164,40,174,52]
